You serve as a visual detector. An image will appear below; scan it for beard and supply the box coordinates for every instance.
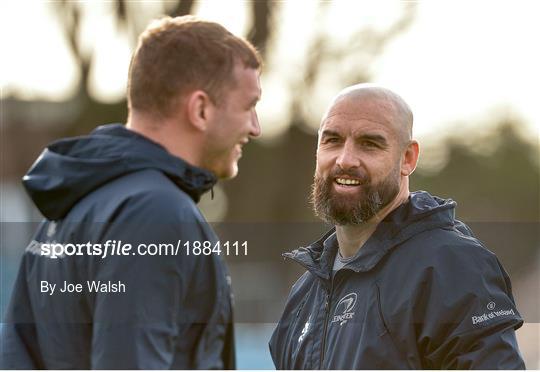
[310,165,400,225]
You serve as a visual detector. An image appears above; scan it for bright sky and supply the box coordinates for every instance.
[374,1,540,142]
[1,1,539,145]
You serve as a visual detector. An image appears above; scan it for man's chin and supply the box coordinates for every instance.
[329,188,364,203]
[215,163,239,180]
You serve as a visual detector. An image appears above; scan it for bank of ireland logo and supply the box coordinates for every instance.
[331,293,358,326]
[487,301,496,310]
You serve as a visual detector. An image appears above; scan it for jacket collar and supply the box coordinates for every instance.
[23,124,217,220]
[93,124,217,202]
[283,228,336,280]
[284,191,456,281]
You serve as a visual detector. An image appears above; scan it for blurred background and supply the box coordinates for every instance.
[1,0,538,368]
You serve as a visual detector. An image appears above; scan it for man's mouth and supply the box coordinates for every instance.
[234,142,247,158]
[335,177,361,186]
[237,139,248,152]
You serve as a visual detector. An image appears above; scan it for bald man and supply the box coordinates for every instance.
[269,84,525,369]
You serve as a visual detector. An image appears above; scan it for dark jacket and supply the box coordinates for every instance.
[1,124,235,369]
[269,191,525,369]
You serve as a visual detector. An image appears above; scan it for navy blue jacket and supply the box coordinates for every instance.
[270,191,525,369]
[1,124,235,369]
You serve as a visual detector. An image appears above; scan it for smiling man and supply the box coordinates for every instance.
[269,84,525,369]
[1,16,261,369]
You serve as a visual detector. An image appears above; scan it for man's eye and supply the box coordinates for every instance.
[362,141,379,148]
[324,137,340,144]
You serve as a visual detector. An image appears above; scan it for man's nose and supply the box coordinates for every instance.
[249,109,261,138]
[335,140,359,170]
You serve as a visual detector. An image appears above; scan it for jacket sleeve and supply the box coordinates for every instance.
[415,240,525,369]
[430,322,524,369]
[0,254,42,369]
[88,192,203,369]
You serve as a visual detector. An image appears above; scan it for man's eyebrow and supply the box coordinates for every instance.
[320,129,341,138]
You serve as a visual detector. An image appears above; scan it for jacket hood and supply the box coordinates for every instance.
[22,124,217,220]
[285,191,458,280]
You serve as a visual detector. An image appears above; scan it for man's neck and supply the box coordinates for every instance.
[336,186,410,258]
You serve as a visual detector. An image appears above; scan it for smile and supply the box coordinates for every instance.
[335,178,361,186]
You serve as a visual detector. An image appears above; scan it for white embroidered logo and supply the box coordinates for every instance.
[46,222,57,238]
[298,315,311,343]
[471,301,515,325]
[331,293,357,326]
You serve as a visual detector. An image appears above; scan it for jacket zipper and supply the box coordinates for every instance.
[319,281,333,368]
[282,250,335,368]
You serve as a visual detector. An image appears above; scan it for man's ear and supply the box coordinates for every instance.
[186,90,214,132]
[401,140,419,176]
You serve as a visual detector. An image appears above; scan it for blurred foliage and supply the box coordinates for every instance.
[413,122,539,222]
[46,1,415,137]
[50,0,277,138]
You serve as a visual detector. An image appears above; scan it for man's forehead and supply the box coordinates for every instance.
[234,64,260,89]
[319,115,393,140]
[321,85,413,140]
[230,65,261,104]
[321,98,396,132]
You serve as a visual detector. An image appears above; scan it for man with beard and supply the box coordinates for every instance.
[269,84,525,369]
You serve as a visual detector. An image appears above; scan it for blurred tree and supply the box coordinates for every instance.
[247,0,275,57]
[292,2,417,129]
[52,1,130,137]
[222,1,418,225]
[413,122,539,222]
[411,122,539,275]
[51,0,276,137]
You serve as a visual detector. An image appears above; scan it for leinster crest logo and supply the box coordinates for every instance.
[331,293,357,326]
[298,315,311,344]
